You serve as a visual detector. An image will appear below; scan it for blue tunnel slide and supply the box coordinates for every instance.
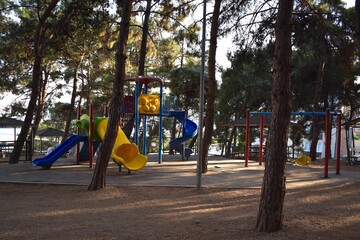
[165,111,198,157]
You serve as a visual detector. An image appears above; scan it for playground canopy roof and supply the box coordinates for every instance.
[0,116,24,128]
[125,76,163,85]
[36,128,64,137]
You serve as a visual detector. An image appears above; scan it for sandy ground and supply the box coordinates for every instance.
[0,159,359,240]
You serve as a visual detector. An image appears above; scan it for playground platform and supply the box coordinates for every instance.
[0,154,359,189]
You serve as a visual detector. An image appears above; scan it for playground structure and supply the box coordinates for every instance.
[246,109,342,178]
[32,113,148,170]
[124,76,198,163]
[32,76,197,169]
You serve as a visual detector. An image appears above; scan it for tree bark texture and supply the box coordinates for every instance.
[138,0,151,76]
[9,0,60,164]
[88,0,133,190]
[169,118,177,154]
[256,0,293,232]
[310,46,325,162]
[30,68,49,141]
[62,66,79,143]
[123,0,151,139]
[201,0,221,173]
[226,127,236,156]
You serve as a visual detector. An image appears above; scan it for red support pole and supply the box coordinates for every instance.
[76,105,81,165]
[336,113,341,175]
[89,104,94,168]
[324,109,330,178]
[245,109,250,167]
[259,115,264,165]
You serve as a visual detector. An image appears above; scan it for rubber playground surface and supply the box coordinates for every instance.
[1,154,359,189]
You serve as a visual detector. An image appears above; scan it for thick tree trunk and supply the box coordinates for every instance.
[88,0,132,190]
[123,116,135,138]
[201,0,221,173]
[220,127,229,156]
[30,68,49,141]
[188,134,197,149]
[122,0,151,140]
[9,0,60,164]
[62,67,78,143]
[310,51,325,162]
[169,96,181,154]
[226,127,236,156]
[138,0,151,76]
[169,118,177,154]
[256,0,293,232]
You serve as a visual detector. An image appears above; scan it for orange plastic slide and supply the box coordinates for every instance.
[96,118,148,171]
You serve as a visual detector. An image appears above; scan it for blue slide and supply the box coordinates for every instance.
[166,111,198,151]
[33,135,88,169]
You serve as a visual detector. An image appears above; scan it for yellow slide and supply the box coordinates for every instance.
[97,118,148,171]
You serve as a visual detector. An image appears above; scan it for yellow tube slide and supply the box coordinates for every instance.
[97,118,148,171]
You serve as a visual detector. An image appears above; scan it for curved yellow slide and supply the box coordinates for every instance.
[97,118,148,171]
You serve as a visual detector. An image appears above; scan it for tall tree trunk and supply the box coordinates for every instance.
[62,66,79,142]
[169,117,177,154]
[123,116,135,137]
[30,67,49,141]
[169,96,181,154]
[221,127,228,156]
[9,0,60,164]
[85,64,92,111]
[188,134,198,149]
[88,0,133,190]
[256,0,293,232]
[201,0,221,173]
[226,127,236,156]
[310,48,325,162]
[123,0,152,142]
[138,0,151,76]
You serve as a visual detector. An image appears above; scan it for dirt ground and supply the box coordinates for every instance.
[0,160,359,240]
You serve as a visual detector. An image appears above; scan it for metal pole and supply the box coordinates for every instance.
[196,0,206,190]
[336,113,341,175]
[89,104,94,168]
[259,115,264,165]
[135,81,139,145]
[245,109,250,167]
[76,105,81,165]
[143,85,148,155]
[324,108,330,178]
[158,82,163,163]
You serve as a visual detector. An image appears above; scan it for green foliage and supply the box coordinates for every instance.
[167,65,202,113]
[218,47,272,121]
[46,102,76,130]
[292,0,359,115]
